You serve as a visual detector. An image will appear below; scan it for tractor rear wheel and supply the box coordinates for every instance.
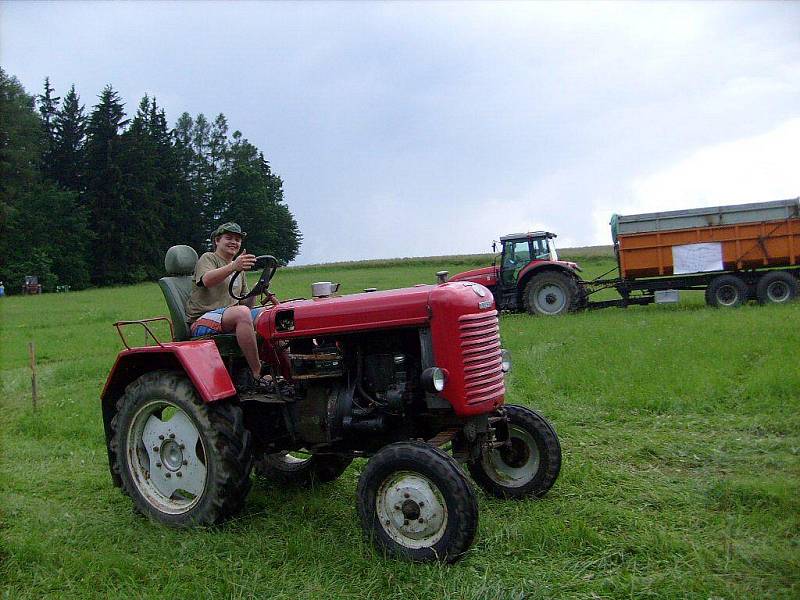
[110,370,252,526]
[254,451,352,486]
[357,441,478,563]
[468,405,561,499]
[523,272,580,316]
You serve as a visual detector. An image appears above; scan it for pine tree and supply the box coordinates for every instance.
[85,85,130,284]
[1,70,90,291]
[51,84,87,195]
[171,112,206,250]
[37,77,60,178]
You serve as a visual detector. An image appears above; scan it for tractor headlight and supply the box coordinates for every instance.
[421,367,446,393]
[500,349,512,373]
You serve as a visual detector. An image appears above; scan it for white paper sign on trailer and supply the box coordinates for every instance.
[672,242,723,275]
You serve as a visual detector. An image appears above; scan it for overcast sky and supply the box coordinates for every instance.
[2,1,799,264]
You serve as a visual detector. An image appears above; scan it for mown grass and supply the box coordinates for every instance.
[1,250,798,599]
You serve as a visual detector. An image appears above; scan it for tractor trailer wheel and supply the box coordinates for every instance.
[110,370,252,526]
[468,405,561,499]
[255,451,352,486]
[357,441,478,563]
[523,272,580,316]
[756,271,797,305]
[706,274,748,308]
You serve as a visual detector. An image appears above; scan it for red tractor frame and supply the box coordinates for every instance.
[101,246,562,563]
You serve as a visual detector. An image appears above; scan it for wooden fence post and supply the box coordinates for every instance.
[29,341,38,410]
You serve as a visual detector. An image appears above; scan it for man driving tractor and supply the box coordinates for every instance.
[185,222,266,389]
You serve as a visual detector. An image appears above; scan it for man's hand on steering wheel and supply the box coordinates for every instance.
[232,252,257,272]
[229,254,280,302]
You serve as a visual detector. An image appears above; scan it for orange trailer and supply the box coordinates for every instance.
[616,212,799,279]
[587,198,800,308]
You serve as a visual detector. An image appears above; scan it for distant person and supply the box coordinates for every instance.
[186,222,266,389]
[0,281,4,297]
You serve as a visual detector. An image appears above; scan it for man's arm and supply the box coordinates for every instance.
[199,253,256,289]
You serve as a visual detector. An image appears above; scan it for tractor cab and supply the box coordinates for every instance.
[498,231,559,288]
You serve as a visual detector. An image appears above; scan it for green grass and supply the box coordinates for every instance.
[1,250,798,599]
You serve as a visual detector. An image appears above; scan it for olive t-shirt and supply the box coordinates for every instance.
[185,252,249,323]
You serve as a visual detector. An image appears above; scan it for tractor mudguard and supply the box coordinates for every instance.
[517,261,579,285]
[100,340,236,488]
[101,340,237,406]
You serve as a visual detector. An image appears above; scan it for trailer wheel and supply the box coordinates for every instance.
[357,441,478,563]
[706,275,748,308]
[756,271,797,305]
[254,451,352,486]
[468,405,561,499]
[523,272,579,316]
[110,370,252,526]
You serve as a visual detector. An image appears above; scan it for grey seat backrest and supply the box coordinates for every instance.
[158,245,198,341]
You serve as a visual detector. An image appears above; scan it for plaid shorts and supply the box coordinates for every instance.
[190,307,263,337]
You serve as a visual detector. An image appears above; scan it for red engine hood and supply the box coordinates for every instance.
[448,266,498,287]
[257,282,496,339]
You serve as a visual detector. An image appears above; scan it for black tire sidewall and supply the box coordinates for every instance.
[756,271,797,305]
[111,371,249,526]
[469,404,562,499]
[255,453,352,485]
[357,442,478,563]
[707,274,747,308]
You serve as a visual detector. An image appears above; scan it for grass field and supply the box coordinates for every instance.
[1,251,798,599]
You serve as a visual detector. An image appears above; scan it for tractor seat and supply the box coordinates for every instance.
[158,245,238,353]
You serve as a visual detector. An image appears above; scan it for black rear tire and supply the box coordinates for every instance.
[357,441,478,563]
[523,272,580,316]
[468,405,561,499]
[254,451,352,486]
[110,370,252,526]
[705,274,748,308]
[756,271,797,305]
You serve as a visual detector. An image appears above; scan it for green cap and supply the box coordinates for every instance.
[212,222,247,239]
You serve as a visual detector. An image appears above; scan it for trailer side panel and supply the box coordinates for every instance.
[616,205,800,279]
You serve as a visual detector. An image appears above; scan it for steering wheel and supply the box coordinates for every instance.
[228,255,279,302]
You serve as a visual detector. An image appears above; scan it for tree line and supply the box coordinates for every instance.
[0,68,301,293]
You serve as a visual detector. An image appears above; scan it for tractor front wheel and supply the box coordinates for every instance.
[110,370,252,526]
[254,451,352,486]
[468,405,561,499]
[523,272,580,316]
[357,441,478,563]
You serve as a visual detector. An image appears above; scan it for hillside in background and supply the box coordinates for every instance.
[289,245,615,271]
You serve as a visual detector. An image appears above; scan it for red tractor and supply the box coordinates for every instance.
[449,231,584,316]
[101,246,561,563]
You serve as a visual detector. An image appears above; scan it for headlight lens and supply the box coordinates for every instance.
[421,367,446,392]
[500,349,512,373]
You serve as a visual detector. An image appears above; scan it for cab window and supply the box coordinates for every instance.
[531,238,550,260]
[502,240,531,285]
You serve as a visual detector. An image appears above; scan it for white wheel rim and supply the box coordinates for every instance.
[481,425,540,488]
[127,400,207,514]
[535,284,566,314]
[376,471,448,549]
